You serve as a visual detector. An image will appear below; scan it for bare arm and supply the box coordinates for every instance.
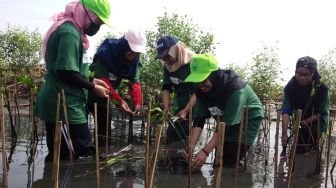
[162,89,170,111]
[190,127,202,150]
[192,132,218,170]
[301,114,319,126]
[177,93,197,120]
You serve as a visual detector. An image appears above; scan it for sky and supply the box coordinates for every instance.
[1,0,336,84]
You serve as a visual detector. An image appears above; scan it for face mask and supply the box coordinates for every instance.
[85,22,101,36]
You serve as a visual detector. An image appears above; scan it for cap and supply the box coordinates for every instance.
[296,56,317,72]
[125,28,147,53]
[156,35,179,59]
[184,54,218,83]
[80,0,111,27]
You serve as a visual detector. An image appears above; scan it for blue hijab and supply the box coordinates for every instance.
[93,37,139,80]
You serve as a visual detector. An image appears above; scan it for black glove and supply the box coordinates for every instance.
[280,146,286,157]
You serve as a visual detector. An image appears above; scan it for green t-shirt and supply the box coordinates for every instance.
[87,58,141,108]
[162,64,194,113]
[195,84,264,144]
[35,22,88,124]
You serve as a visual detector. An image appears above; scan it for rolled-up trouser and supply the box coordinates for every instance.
[45,122,93,161]
[222,141,251,166]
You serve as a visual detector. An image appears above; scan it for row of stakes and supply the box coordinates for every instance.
[0,91,335,188]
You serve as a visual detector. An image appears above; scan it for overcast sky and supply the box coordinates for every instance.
[1,0,336,83]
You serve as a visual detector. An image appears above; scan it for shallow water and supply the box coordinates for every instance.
[0,106,336,188]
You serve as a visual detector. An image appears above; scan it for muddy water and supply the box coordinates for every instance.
[0,108,335,188]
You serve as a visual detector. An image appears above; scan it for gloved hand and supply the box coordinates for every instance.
[280,146,287,157]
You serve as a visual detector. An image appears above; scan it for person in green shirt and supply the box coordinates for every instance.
[35,0,111,161]
[88,28,146,146]
[281,56,329,157]
[182,54,264,169]
[155,35,197,144]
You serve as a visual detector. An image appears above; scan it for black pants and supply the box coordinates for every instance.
[88,105,111,147]
[166,119,189,144]
[45,122,93,161]
[222,141,251,166]
[296,128,319,154]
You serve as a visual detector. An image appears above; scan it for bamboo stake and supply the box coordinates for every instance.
[285,109,302,188]
[274,110,280,188]
[214,122,226,188]
[188,104,192,188]
[214,115,221,183]
[61,89,73,162]
[30,92,36,183]
[94,103,100,188]
[145,101,151,188]
[233,106,247,188]
[56,93,61,122]
[0,94,8,188]
[163,108,167,168]
[315,113,321,173]
[105,97,110,156]
[325,117,333,188]
[264,104,270,175]
[52,121,62,188]
[148,125,163,188]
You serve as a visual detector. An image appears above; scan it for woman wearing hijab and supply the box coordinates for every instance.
[35,0,111,161]
[183,54,264,169]
[281,56,329,156]
[155,35,201,144]
[88,28,146,146]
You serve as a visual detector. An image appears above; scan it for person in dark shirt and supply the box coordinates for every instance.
[183,54,264,169]
[281,56,329,156]
[155,35,196,144]
[88,28,147,146]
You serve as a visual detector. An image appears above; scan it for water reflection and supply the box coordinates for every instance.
[0,110,335,187]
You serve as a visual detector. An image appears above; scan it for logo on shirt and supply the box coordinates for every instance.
[170,76,182,85]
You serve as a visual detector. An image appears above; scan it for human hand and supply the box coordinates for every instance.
[299,120,308,127]
[92,78,110,89]
[120,100,132,114]
[92,84,109,98]
[176,109,187,121]
[191,149,208,170]
[163,108,169,119]
[132,105,142,116]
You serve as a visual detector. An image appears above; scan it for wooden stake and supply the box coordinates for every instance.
[56,93,61,122]
[325,117,333,188]
[94,103,100,188]
[105,97,110,156]
[148,125,163,188]
[145,101,151,188]
[163,109,167,168]
[214,122,226,188]
[0,94,8,188]
[30,92,36,183]
[285,109,302,188]
[61,89,73,162]
[52,121,62,188]
[274,110,280,188]
[315,113,321,173]
[188,104,192,188]
[233,106,247,188]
